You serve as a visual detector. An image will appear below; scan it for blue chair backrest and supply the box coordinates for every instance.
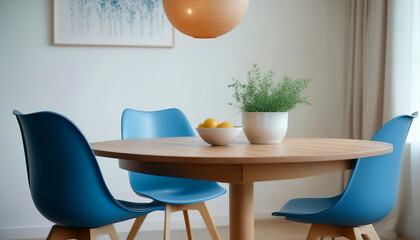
[121,108,196,189]
[326,113,417,225]
[121,108,195,139]
[14,110,130,228]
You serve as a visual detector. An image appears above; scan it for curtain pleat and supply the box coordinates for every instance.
[345,0,397,238]
[345,0,387,140]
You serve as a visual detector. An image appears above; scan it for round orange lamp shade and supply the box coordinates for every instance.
[162,0,249,38]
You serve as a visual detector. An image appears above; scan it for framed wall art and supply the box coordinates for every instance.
[53,0,174,47]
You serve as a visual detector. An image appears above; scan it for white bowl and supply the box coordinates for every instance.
[196,127,243,146]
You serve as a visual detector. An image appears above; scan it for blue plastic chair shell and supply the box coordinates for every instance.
[14,110,164,228]
[272,112,417,226]
[121,108,226,204]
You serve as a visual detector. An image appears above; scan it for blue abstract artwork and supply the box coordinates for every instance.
[54,0,173,47]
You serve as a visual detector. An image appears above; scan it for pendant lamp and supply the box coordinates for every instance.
[162,0,249,38]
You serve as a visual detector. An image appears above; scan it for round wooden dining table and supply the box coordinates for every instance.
[91,136,392,240]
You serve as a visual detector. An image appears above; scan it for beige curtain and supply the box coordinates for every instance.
[345,0,399,238]
[345,0,420,239]
[345,0,388,140]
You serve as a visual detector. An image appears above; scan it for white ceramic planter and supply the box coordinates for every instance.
[242,112,288,144]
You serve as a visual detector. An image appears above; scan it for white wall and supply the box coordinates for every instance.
[0,0,349,239]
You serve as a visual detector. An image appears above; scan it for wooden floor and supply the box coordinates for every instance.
[27,218,407,240]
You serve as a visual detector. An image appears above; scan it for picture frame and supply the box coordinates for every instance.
[53,0,174,48]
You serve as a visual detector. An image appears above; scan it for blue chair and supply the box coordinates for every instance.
[122,108,226,240]
[272,112,417,240]
[13,110,164,240]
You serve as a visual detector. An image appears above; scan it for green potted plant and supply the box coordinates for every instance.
[229,63,311,144]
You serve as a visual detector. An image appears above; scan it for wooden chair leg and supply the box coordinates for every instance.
[351,227,364,240]
[306,224,320,240]
[76,228,94,240]
[164,204,172,240]
[197,202,220,240]
[362,235,371,240]
[89,229,97,240]
[91,224,120,240]
[46,224,119,240]
[127,215,147,240]
[307,224,340,240]
[106,225,119,240]
[359,224,380,240]
[161,203,220,240]
[305,224,379,240]
[305,224,368,240]
[46,225,79,240]
[80,225,120,240]
[183,210,193,240]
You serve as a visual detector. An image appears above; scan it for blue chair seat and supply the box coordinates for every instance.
[13,110,165,239]
[273,194,342,217]
[271,112,417,239]
[122,108,225,240]
[122,108,226,206]
[130,175,226,205]
[117,199,164,212]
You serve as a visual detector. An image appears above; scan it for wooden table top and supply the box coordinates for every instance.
[91,136,393,164]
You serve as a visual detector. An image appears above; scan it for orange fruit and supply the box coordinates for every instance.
[198,123,204,128]
[202,118,218,128]
[217,122,234,128]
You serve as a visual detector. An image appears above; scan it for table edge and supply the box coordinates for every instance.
[91,139,393,164]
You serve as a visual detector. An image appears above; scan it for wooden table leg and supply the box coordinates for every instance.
[229,183,254,240]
